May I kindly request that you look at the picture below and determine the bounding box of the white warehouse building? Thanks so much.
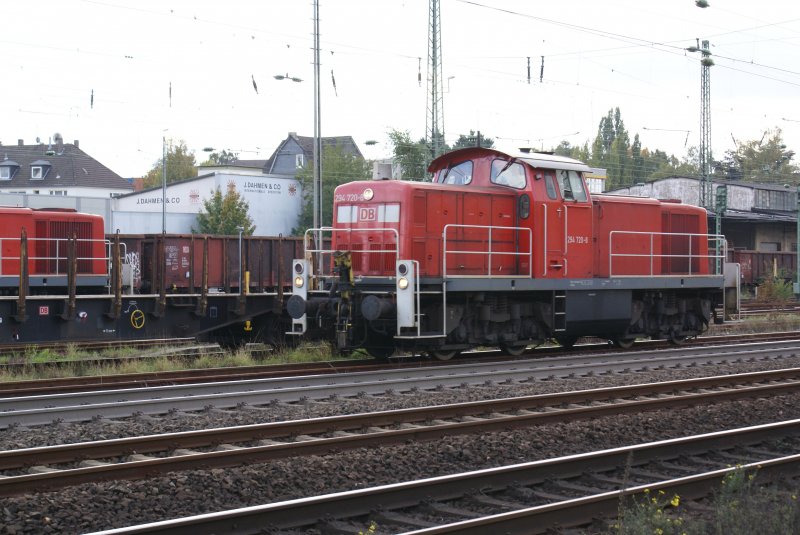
[113,166,302,236]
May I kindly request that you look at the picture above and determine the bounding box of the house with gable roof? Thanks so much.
[0,137,132,198]
[259,132,363,177]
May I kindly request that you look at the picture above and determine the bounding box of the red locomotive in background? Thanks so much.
[0,206,300,346]
[0,206,301,296]
[0,207,107,294]
[289,147,731,358]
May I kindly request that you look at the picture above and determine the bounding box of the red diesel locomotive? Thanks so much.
[0,207,107,294]
[288,147,728,358]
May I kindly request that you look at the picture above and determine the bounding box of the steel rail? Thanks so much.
[3,367,800,496]
[3,338,800,428]
[84,420,800,534]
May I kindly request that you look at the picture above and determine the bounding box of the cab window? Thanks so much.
[556,170,587,202]
[437,160,473,185]
[490,160,526,189]
[544,170,557,200]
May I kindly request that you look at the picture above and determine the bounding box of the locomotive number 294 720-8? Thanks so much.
[567,235,590,245]
[334,193,364,202]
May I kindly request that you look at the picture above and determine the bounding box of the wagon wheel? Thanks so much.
[429,349,459,361]
[611,336,636,349]
[365,345,395,359]
[554,335,578,349]
[668,330,688,346]
[500,343,528,357]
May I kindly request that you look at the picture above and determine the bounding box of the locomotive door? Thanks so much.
[539,170,565,277]
[555,169,593,278]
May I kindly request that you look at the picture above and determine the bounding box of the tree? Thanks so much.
[716,128,798,184]
[294,142,371,232]
[552,140,590,162]
[142,139,198,188]
[201,149,239,166]
[194,183,255,235]
[452,130,495,150]
[388,129,430,181]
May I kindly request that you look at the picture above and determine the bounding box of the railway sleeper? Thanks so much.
[78,459,111,468]
[464,492,523,509]
[553,479,608,495]
[28,465,60,474]
[420,501,484,519]
[213,443,243,451]
[371,510,436,529]
[171,449,200,456]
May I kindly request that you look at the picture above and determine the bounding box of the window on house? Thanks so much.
[295,154,305,168]
[31,166,43,179]
[0,167,10,180]
[49,190,66,196]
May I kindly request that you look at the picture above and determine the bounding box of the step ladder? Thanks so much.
[553,290,567,333]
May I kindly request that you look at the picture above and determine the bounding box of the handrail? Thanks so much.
[442,223,532,278]
[303,226,399,277]
[609,231,726,277]
[0,236,110,277]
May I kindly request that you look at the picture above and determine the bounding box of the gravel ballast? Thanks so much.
[2,356,800,534]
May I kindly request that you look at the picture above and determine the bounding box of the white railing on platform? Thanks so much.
[303,227,399,278]
[0,237,111,277]
[608,231,726,277]
[442,224,532,278]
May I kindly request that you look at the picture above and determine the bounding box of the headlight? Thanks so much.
[294,276,305,288]
[398,277,409,290]
[363,188,374,201]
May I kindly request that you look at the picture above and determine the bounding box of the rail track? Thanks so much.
[738,301,800,317]
[3,367,800,497]
[1,331,798,399]
[86,420,800,534]
[4,337,800,429]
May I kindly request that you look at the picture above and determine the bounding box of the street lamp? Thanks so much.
[237,226,245,295]
[274,73,303,83]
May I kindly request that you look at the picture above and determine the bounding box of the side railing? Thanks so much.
[608,231,726,277]
[0,236,111,279]
[442,224,532,278]
[303,227,399,280]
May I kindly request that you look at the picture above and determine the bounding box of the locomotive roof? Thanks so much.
[429,147,592,173]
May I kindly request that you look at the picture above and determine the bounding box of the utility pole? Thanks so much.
[698,39,713,210]
[313,0,323,272]
[425,0,445,159]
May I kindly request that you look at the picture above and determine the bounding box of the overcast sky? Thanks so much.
[2,0,800,177]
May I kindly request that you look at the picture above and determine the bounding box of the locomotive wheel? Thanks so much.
[555,335,578,349]
[500,343,528,356]
[430,349,458,361]
[611,336,636,349]
[364,331,395,359]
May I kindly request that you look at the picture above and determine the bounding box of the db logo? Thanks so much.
[39,306,49,316]
[359,207,377,221]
